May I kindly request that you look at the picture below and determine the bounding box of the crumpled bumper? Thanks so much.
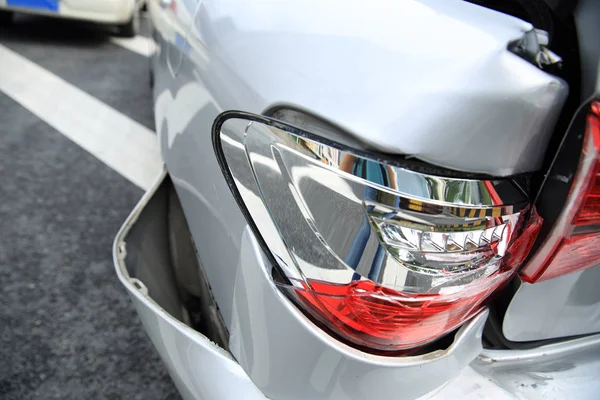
[113,169,600,400]
[113,169,267,400]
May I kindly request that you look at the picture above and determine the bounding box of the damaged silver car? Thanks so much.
[114,0,600,398]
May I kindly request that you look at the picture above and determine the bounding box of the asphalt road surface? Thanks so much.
[0,13,180,400]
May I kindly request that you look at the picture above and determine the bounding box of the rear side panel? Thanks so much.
[503,0,600,342]
[504,267,600,341]
[430,336,600,400]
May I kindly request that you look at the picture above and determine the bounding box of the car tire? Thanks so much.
[116,10,139,38]
[0,10,14,26]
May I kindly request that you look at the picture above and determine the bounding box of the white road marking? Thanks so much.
[0,45,161,190]
[110,35,157,58]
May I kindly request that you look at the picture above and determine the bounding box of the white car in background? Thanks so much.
[0,0,144,37]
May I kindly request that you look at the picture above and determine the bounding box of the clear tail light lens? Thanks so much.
[520,101,600,283]
[215,115,541,352]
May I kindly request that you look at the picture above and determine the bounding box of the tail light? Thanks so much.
[215,114,542,352]
[520,102,600,283]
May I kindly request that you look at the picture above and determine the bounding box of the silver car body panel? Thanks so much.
[114,171,600,399]
[469,334,600,400]
[503,269,600,341]
[153,0,567,177]
[433,341,600,400]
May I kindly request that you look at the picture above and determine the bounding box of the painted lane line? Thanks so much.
[0,44,161,190]
[110,35,157,58]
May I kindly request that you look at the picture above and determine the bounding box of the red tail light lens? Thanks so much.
[520,102,600,283]
[294,280,492,351]
[286,210,542,351]
[534,234,600,281]
[573,107,600,225]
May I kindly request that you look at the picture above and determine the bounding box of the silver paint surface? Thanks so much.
[504,269,600,341]
[467,333,600,399]
[158,0,566,176]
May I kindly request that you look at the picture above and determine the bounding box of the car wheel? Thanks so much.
[0,10,14,26]
[116,9,139,38]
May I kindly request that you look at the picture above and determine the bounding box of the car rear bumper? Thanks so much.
[114,169,600,400]
[113,170,267,400]
[0,0,136,23]
[467,335,600,400]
